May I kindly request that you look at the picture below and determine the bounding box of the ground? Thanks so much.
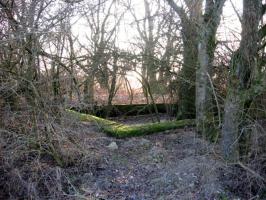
[68,115,236,200]
[1,114,241,200]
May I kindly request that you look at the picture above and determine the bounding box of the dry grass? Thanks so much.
[0,106,101,199]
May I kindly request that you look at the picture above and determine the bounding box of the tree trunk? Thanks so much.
[22,34,39,106]
[83,71,95,105]
[178,22,198,119]
[107,52,119,106]
[196,0,225,136]
[196,29,216,135]
[68,28,75,102]
[221,0,261,162]
[221,83,241,161]
[166,0,202,119]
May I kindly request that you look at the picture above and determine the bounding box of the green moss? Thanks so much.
[67,109,195,138]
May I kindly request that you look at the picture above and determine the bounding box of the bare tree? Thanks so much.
[81,0,123,106]
[130,0,167,93]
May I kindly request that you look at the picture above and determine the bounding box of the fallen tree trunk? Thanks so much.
[67,110,195,138]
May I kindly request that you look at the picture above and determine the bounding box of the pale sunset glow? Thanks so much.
[71,0,243,90]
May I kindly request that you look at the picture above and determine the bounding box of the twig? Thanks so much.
[229,0,242,23]
[207,72,221,128]
[238,161,266,183]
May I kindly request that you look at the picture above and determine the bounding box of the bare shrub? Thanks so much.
[0,101,101,199]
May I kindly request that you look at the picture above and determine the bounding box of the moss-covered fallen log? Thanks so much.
[67,110,195,138]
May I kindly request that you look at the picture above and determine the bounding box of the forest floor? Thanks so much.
[1,113,242,200]
[70,114,238,200]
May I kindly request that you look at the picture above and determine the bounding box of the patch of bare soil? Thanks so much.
[71,117,237,200]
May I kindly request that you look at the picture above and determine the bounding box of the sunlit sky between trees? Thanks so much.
[70,0,242,89]
[72,0,242,48]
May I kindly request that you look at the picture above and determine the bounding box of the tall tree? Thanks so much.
[130,0,166,96]
[82,0,122,105]
[196,0,226,136]
[221,0,262,162]
[166,0,226,125]
[166,0,202,119]
[0,0,69,107]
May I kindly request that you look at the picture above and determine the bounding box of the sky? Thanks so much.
[123,0,242,49]
[72,0,242,47]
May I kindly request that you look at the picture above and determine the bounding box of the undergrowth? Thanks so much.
[0,107,98,199]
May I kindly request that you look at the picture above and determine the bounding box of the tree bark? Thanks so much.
[166,0,204,119]
[196,0,225,135]
[178,19,198,119]
[83,70,95,105]
[107,51,119,106]
[221,0,261,162]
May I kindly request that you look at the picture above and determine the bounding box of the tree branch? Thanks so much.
[165,0,188,23]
